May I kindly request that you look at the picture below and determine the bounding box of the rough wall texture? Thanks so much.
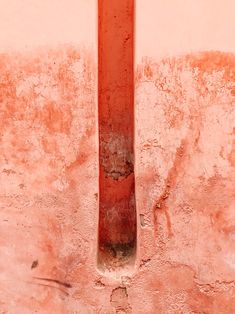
[1,47,234,314]
[0,47,99,313]
[0,1,235,313]
[134,51,235,313]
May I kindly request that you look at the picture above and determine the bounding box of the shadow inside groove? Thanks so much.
[97,0,136,274]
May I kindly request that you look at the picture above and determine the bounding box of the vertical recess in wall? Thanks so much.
[98,0,136,273]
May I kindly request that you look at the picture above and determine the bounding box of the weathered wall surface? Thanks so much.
[0,1,99,313]
[0,46,99,313]
[0,1,234,313]
[134,51,235,313]
[133,1,235,312]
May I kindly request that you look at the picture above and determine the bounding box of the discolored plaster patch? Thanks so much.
[0,45,97,313]
[110,287,132,314]
[134,50,235,312]
[1,43,235,313]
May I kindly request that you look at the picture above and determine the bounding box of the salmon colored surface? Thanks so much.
[0,0,235,313]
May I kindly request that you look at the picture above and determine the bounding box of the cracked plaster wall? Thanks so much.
[0,0,235,313]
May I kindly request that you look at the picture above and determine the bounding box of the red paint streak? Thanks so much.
[138,51,235,244]
[188,51,235,77]
[98,0,136,268]
[153,141,186,238]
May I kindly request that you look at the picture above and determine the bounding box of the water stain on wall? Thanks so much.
[0,45,97,313]
[0,47,235,312]
[134,50,235,313]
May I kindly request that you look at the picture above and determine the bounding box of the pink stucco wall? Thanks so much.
[134,1,235,312]
[0,1,234,313]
